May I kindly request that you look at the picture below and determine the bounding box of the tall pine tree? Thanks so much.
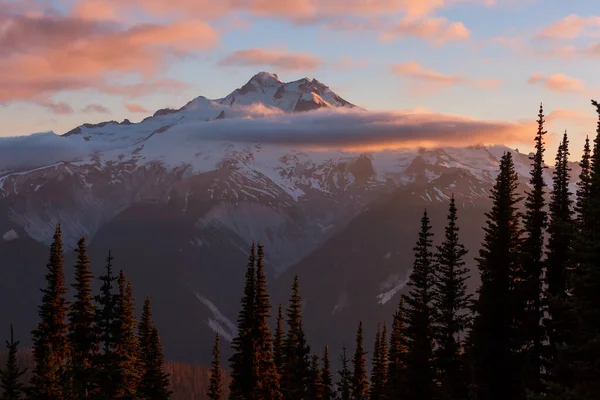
[282,275,311,400]
[575,136,592,228]
[321,346,334,400]
[369,323,387,400]
[113,272,140,398]
[402,210,437,400]
[471,152,523,400]
[273,303,284,377]
[385,299,408,399]
[308,354,323,400]
[252,245,281,400]
[66,236,98,399]
[543,132,575,382]
[351,321,368,400]
[93,250,119,398]
[556,99,600,399]
[228,244,256,400]
[208,333,223,400]
[0,325,27,400]
[138,298,171,399]
[518,103,548,395]
[337,346,351,400]
[433,196,472,400]
[30,223,70,400]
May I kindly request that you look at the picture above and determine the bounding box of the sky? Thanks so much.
[2,0,600,158]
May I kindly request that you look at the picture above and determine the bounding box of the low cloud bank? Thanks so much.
[0,108,534,171]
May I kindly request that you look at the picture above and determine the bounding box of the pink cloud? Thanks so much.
[37,101,74,115]
[332,56,368,70]
[125,103,148,113]
[380,16,470,44]
[527,73,587,93]
[0,11,217,104]
[547,108,596,127]
[536,14,600,40]
[82,104,111,113]
[391,61,501,94]
[219,48,323,72]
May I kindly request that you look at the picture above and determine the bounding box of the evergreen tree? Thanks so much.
[433,196,472,400]
[113,271,140,398]
[273,303,284,377]
[208,333,223,400]
[402,210,437,400]
[575,136,592,228]
[228,244,256,400]
[93,250,119,398]
[518,103,548,395]
[369,323,387,400]
[321,346,334,400]
[337,346,351,400]
[0,325,27,400]
[138,298,171,400]
[252,245,281,400]
[385,299,408,399]
[282,275,311,400]
[351,321,368,400]
[556,99,600,398]
[30,223,70,400]
[66,236,98,398]
[308,354,323,400]
[471,152,523,400]
[543,132,575,381]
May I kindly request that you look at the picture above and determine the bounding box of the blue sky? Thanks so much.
[2,0,599,157]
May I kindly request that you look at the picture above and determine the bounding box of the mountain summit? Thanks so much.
[217,71,359,112]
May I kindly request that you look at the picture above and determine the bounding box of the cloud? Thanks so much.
[37,101,74,115]
[0,11,218,104]
[81,0,494,21]
[219,48,323,72]
[332,56,368,70]
[527,73,587,93]
[0,107,533,171]
[82,104,111,113]
[125,103,148,113]
[547,108,596,127]
[391,61,500,93]
[380,16,470,44]
[536,14,600,40]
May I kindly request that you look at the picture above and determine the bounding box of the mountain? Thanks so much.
[0,72,564,365]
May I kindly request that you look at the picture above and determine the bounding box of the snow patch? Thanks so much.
[195,294,237,342]
[2,229,18,241]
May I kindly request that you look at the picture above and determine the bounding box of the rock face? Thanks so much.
[0,72,573,366]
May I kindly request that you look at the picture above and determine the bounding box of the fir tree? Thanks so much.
[385,299,408,399]
[433,196,472,400]
[402,210,437,400]
[337,346,351,400]
[471,152,524,400]
[282,275,311,400]
[113,271,140,399]
[273,303,284,377]
[575,136,592,228]
[369,323,387,400]
[138,298,172,399]
[351,321,368,400]
[556,99,600,398]
[0,325,27,400]
[228,244,256,400]
[308,354,324,400]
[252,245,281,400]
[93,250,119,398]
[208,333,223,400]
[30,222,70,400]
[66,236,98,398]
[139,327,171,400]
[321,346,334,400]
[518,103,548,395]
[543,132,575,382]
